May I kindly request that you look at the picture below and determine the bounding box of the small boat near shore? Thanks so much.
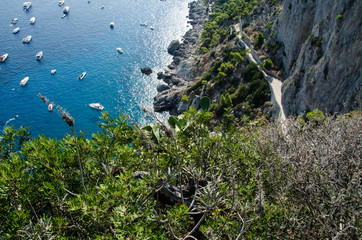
[48,103,54,112]
[0,53,9,63]
[23,2,32,11]
[78,72,86,80]
[117,48,123,54]
[13,27,20,34]
[89,103,104,110]
[36,51,43,61]
[51,69,56,75]
[140,23,147,26]
[58,0,65,6]
[110,22,115,28]
[29,17,35,24]
[22,35,32,43]
[11,18,18,24]
[20,77,29,86]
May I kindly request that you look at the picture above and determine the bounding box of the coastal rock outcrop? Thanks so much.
[153,0,208,114]
[274,0,362,115]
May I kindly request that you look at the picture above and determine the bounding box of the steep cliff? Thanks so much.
[274,0,361,115]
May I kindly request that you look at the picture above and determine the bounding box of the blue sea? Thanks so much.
[0,0,192,139]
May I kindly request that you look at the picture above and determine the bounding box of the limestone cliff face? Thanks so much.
[274,0,361,115]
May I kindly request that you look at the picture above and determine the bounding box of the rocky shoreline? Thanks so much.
[153,0,208,115]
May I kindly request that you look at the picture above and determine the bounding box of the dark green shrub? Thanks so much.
[242,62,263,83]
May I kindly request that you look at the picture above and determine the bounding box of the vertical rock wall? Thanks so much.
[274,0,361,115]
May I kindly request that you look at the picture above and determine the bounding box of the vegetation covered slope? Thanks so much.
[0,108,360,239]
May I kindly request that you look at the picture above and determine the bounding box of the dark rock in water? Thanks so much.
[167,40,181,55]
[141,67,152,75]
[157,72,164,79]
[163,72,172,79]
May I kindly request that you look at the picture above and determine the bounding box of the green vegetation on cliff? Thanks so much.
[0,109,360,239]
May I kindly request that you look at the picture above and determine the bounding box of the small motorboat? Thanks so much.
[51,69,56,75]
[140,23,147,26]
[63,6,70,14]
[22,35,32,43]
[117,48,123,54]
[58,0,64,6]
[89,103,104,110]
[20,76,29,86]
[36,51,43,61]
[150,26,155,30]
[29,17,35,24]
[11,18,18,24]
[0,53,9,63]
[61,14,66,18]
[78,72,86,80]
[48,103,54,112]
[101,5,104,9]
[23,2,32,11]
[13,27,20,34]
[110,22,115,28]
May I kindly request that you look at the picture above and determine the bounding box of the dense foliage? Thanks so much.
[0,109,360,239]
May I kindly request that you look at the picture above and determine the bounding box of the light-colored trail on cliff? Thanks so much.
[234,23,286,122]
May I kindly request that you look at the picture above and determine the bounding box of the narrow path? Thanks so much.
[234,23,286,121]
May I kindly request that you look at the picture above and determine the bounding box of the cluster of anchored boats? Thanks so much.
[1,1,106,111]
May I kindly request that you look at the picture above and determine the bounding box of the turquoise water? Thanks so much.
[0,0,192,139]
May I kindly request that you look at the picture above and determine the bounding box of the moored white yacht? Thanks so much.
[63,6,69,14]
[78,72,86,80]
[89,103,104,110]
[13,27,20,34]
[29,17,36,24]
[20,77,29,86]
[22,35,32,43]
[0,53,9,63]
[51,69,56,75]
[11,18,18,24]
[36,51,43,61]
[110,22,115,28]
[23,2,32,11]
[58,0,65,6]
[48,103,54,112]
[117,48,123,54]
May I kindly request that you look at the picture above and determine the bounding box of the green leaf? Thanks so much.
[200,96,210,111]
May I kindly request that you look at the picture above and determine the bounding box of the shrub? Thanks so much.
[337,14,343,20]
[253,32,266,48]
[263,58,274,70]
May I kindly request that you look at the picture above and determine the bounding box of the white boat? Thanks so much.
[150,26,155,30]
[58,0,64,6]
[89,103,104,110]
[101,5,104,9]
[140,23,147,26]
[48,103,54,112]
[29,17,35,24]
[63,6,69,14]
[23,2,32,11]
[36,51,43,61]
[61,14,66,19]
[13,27,20,34]
[51,69,56,75]
[22,35,32,43]
[20,77,29,86]
[117,48,123,54]
[11,18,18,24]
[0,53,9,63]
[78,72,86,80]
[110,22,115,28]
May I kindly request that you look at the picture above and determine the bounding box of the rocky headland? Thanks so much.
[153,0,208,115]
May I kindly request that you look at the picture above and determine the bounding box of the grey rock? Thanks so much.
[191,95,200,109]
[177,101,190,114]
[157,72,164,79]
[141,67,152,75]
[167,40,181,55]
[157,82,170,92]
